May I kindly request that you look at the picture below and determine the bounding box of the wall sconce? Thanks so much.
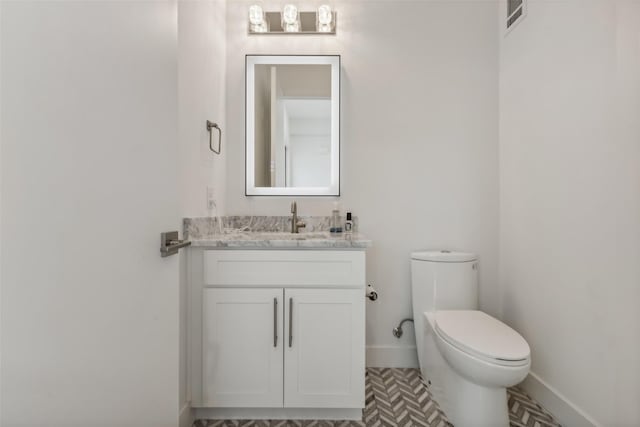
[248,4,337,35]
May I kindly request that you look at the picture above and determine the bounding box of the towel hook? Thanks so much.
[206,120,221,154]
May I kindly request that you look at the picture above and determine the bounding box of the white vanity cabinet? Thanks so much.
[190,249,366,420]
[202,288,283,407]
[283,288,364,408]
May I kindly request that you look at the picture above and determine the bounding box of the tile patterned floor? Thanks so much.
[194,368,561,427]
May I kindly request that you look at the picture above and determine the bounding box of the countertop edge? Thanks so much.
[189,239,372,249]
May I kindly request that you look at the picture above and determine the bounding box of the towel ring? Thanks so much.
[206,120,221,154]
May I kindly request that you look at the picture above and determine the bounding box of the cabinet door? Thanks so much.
[284,288,365,408]
[203,288,283,407]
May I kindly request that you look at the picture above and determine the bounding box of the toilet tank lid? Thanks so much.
[411,251,477,262]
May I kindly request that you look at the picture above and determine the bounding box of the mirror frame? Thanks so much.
[245,55,340,196]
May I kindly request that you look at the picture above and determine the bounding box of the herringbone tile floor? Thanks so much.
[194,368,561,427]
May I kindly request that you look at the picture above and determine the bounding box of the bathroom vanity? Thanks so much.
[187,225,371,420]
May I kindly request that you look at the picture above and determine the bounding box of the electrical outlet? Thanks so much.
[207,187,216,211]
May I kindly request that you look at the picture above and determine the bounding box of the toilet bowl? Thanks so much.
[426,311,530,427]
[435,311,530,385]
[411,251,531,427]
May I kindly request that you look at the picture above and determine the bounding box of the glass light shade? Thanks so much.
[249,5,268,32]
[318,5,332,25]
[282,4,298,25]
[249,5,264,25]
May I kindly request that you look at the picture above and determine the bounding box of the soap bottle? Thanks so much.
[344,212,354,236]
[330,202,342,234]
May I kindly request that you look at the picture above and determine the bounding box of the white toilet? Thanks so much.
[411,251,531,427]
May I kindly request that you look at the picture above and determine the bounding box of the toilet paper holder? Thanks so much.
[366,284,378,301]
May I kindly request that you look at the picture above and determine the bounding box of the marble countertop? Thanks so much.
[190,231,372,249]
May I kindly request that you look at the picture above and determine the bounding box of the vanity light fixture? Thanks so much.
[247,4,336,35]
[282,4,300,32]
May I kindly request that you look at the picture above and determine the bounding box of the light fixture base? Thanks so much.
[248,11,336,35]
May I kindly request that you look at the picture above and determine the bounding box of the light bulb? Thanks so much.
[318,5,332,25]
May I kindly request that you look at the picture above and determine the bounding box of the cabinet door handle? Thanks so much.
[289,297,293,348]
[273,297,278,348]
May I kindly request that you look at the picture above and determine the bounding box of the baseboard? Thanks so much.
[366,345,418,368]
[520,372,602,427]
[179,402,193,427]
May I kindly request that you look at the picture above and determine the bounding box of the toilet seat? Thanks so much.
[434,310,530,367]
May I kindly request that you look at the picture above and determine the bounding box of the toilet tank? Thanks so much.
[410,251,479,315]
[411,251,478,377]
[410,251,479,374]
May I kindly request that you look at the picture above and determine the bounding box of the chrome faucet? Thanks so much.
[290,201,306,233]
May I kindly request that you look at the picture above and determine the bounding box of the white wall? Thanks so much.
[179,0,227,218]
[178,1,227,424]
[225,0,499,365]
[1,2,182,426]
[499,1,640,426]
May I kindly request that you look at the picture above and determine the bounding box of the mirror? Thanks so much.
[246,55,340,196]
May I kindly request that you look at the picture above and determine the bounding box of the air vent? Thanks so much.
[507,0,525,30]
